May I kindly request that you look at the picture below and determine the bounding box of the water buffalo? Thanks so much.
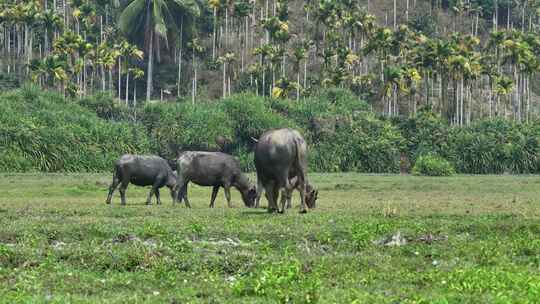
[254,128,317,213]
[106,154,177,205]
[174,151,257,208]
[254,176,318,210]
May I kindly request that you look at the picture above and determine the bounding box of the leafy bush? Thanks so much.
[79,93,132,120]
[3,87,540,174]
[412,154,456,176]
[221,94,298,144]
[0,87,150,172]
[139,102,235,158]
[449,119,540,174]
[311,112,404,173]
[396,107,451,165]
[268,88,369,142]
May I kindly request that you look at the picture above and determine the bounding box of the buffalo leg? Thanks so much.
[271,184,280,213]
[106,175,120,204]
[281,189,293,210]
[119,181,129,205]
[174,175,185,204]
[155,188,161,205]
[209,186,220,208]
[279,177,294,214]
[265,183,278,213]
[181,183,191,208]
[146,181,161,205]
[298,180,307,214]
[254,179,264,208]
[286,194,292,209]
[224,185,233,208]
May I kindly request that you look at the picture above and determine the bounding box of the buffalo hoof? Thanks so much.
[267,208,277,214]
[105,201,111,205]
[278,210,285,214]
[299,209,307,214]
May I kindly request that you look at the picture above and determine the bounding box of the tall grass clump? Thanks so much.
[310,112,404,172]
[221,94,299,144]
[449,119,540,174]
[412,154,455,176]
[140,102,235,158]
[0,87,150,172]
[396,107,451,165]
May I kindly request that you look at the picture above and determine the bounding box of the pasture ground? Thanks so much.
[0,173,539,303]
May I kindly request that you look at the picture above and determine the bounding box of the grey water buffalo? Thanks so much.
[254,128,317,213]
[106,154,177,205]
[174,151,257,208]
[254,175,318,210]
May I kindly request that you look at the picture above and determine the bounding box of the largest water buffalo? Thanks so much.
[254,128,317,213]
[106,154,177,205]
[174,151,257,208]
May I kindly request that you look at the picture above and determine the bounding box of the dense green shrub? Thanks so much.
[412,154,455,176]
[449,120,540,174]
[396,107,451,164]
[221,94,298,144]
[268,88,369,142]
[139,102,235,158]
[78,93,132,120]
[2,87,540,174]
[310,112,404,173]
[0,87,150,172]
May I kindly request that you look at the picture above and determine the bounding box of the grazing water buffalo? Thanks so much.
[106,154,177,205]
[254,176,318,210]
[254,128,317,213]
[174,151,257,208]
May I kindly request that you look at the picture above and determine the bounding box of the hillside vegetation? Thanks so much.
[1,0,540,124]
[1,87,539,174]
[0,87,149,171]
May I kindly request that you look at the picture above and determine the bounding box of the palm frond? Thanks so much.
[118,0,146,36]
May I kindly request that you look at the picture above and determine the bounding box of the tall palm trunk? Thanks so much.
[222,61,227,98]
[212,7,217,60]
[118,57,122,100]
[146,30,154,102]
[177,18,183,97]
[125,70,130,106]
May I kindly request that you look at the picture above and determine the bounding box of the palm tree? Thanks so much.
[291,40,310,100]
[187,37,204,103]
[40,9,64,56]
[208,0,220,60]
[119,0,200,102]
[217,52,235,98]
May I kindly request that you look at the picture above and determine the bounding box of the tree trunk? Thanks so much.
[223,61,227,98]
[393,0,397,29]
[125,70,130,106]
[177,18,183,97]
[507,4,510,30]
[134,82,137,110]
[513,65,519,122]
[212,7,217,60]
[118,57,122,100]
[406,0,409,22]
[146,30,154,102]
[297,69,300,101]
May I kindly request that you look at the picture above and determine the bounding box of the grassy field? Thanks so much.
[0,173,539,303]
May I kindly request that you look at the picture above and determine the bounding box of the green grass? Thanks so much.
[0,173,539,303]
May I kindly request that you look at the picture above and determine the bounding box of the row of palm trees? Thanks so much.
[0,0,539,124]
